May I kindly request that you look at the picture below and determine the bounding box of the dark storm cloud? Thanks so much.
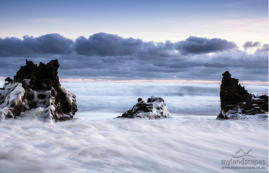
[175,36,237,54]
[243,41,260,50]
[74,33,176,57]
[74,34,234,57]
[0,33,267,81]
[0,33,237,57]
[74,33,143,56]
[0,34,73,56]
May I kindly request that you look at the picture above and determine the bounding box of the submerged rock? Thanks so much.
[118,96,170,119]
[0,59,77,121]
[217,71,268,119]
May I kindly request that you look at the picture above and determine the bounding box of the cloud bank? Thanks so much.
[75,33,143,56]
[0,34,73,56]
[176,36,237,54]
[0,33,237,57]
[0,33,267,81]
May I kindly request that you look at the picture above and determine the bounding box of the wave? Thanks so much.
[61,82,267,116]
[0,117,267,173]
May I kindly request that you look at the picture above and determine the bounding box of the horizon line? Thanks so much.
[59,78,269,85]
[0,76,268,85]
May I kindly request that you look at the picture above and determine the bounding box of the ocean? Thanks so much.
[61,82,268,119]
[0,81,268,173]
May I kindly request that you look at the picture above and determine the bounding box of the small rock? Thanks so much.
[118,96,170,119]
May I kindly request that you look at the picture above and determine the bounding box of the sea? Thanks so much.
[0,81,268,173]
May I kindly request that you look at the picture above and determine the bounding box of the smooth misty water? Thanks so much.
[0,81,268,173]
[61,82,268,119]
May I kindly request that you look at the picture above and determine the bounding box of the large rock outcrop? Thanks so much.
[118,96,170,119]
[217,71,268,119]
[0,59,77,121]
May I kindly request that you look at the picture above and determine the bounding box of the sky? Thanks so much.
[0,0,268,81]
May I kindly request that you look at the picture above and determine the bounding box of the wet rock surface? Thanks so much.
[0,59,77,121]
[217,71,268,119]
[118,96,170,119]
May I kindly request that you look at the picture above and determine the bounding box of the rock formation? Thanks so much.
[0,59,77,121]
[118,96,170,119]
[217,71,268,119]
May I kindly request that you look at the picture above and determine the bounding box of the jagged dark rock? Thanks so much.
[217,71,268,119]
[118,96,170,119]
[0,59,77,121]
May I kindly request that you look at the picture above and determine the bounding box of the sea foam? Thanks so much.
[0,116,267,173]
